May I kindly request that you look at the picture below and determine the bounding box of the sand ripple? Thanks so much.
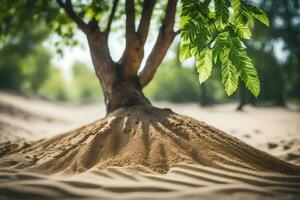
[1,164,299,200]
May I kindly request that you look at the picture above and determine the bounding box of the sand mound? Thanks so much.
[1,105,299,175]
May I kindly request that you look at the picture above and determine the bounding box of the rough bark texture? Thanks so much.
[105,78,151,113]
[86,30,151,113]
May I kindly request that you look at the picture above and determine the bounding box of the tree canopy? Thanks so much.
[0,0,268,97]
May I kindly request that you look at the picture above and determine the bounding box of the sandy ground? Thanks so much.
[0,91,300,199]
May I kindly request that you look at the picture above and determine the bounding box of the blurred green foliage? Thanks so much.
[0,22,52,93]
[144,57,227,104]
[38,68,69,101]
[70,61,102,102]
[144,60,200,103]
[0,18,102,102]
[38,62,103,102]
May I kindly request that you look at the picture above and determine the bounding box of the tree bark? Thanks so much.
[105,78,151,113]
[86,30,151,114]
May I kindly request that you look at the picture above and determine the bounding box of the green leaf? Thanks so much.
[212,32,229,63]
[244,3,269,27]
[235,24,252,39]
[179,15,190,28]
[230,1,269,27]
[239,53,260,97]
[196,48,212,83]
[179,39,192,62]
[230,37,260,97]
[178,0,263,97]
[221,57,239,96]
[193,23,212,52]
[230,0,241,13]
[215,0,229,29]
[208,12,216,19]
[230,0,242,22]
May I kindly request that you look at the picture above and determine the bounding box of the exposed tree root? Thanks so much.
[0,105,299,175]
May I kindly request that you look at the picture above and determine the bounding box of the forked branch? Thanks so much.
[139,0,178,87]
[120,0,156,79]
[56,0,89,33]
[137,0,156,42]
[125,0,136,39]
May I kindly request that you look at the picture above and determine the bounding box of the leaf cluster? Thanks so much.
[179,0,269,97]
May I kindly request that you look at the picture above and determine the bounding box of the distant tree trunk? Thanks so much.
[199,83,212,107]
[237,83,247,111]
[274,66,286,107]
[237,83,255,111]
[274,79,286,107]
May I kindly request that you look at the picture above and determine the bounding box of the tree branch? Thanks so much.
[56,0,89,33]
[86,32,117,98]
[125,0,136,38]
[137,0,156,42]
[174,29,181,35]
[105,0,119,37]
[163,0,177,31]
[139,0,178,87]
[118,0,138,79]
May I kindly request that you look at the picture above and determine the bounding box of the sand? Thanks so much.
[0,91,300,200]
[2,164,300,200]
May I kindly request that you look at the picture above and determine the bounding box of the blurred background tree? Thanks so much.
[0,22,52,93]
[70,61,102,102]
[0,16,101,102]
[38,67,69,101]
[144,58,200,103]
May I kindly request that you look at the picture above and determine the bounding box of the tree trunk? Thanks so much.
[86,31,150,114]
[274,67,286,107]
[105,77,151,113]
[237,82,248,111]
[199,83,211,107]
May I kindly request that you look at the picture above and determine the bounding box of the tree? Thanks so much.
[1,0,300,175]
[0,22,52,93]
